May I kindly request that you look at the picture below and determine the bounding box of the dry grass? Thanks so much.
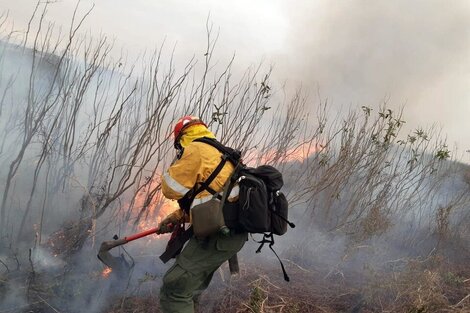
[1,242,468,313]
[206,256,470,313]
[102,254,470,313]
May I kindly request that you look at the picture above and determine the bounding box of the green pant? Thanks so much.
[160,232,247,313]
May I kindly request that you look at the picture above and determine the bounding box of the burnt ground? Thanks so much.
[1,221,469,313]
[106,256,470,313]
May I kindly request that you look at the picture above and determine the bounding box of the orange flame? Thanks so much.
[245,141,319,165]
[136,198,179,232]
[126,173,181,233]
[101,267,112,278]
[282,143,318,163]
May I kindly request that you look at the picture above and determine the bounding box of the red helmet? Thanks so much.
[173,116,206,140]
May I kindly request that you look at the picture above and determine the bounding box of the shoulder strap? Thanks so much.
[178,138,237,213]
[193,153,228,196]
[219,162,244,205]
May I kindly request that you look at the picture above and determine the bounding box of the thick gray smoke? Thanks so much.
[278,0,470,149]
[0,39,173,312]
[0,0,470,149]
[1,0,468,149]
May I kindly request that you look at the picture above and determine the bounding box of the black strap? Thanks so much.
[192,153,228,197]
[193,137,244,198]
[178,138,233,213]
[269,208,296,228]
[254,233,290,282]
[159,226,193,263]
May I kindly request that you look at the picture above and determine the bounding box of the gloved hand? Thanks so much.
[156,222,175,234]
[156,211,180,234]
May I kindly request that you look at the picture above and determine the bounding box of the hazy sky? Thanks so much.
[1,0,469,156]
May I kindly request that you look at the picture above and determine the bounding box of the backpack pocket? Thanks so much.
[270,191,288,235]
[222,200,239,229]
[238,174,271,233]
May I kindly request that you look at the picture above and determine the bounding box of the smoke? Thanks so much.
[0,226,173,312]
[1,0,468,148]
[0,37,171,311]
[278,0,470,149]
[0,281,28,312]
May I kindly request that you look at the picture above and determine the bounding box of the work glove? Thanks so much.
[156,211,181,234]
[156,223,174,234]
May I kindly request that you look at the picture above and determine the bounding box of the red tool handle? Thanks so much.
[123,223,174,242]
[124,227,159,242]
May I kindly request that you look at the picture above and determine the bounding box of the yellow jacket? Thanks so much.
[161,125,239,223]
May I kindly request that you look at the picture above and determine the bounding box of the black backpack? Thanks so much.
[224,165,293,235]
[192,137,296,281]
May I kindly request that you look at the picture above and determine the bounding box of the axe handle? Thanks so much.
[125,227,159,242]
[99,226,164,254]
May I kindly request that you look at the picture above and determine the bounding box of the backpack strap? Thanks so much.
[193,153,228,197]
[178,138,238,213]
[191,137,242,197]
[254,233,290,282]
[269,207,296,228]
[219,162,243,206]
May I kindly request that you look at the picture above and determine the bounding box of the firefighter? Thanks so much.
[158,116,247,313]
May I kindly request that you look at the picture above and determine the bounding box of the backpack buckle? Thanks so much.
[237,176,246,183]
